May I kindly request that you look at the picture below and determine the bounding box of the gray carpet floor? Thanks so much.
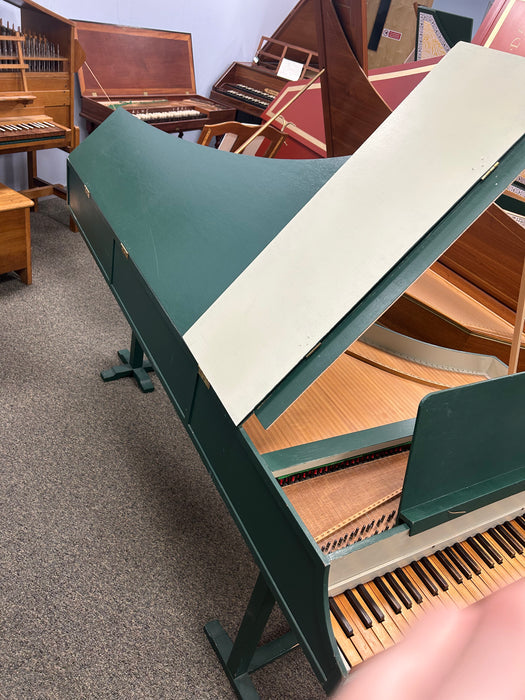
[0,198,326,699]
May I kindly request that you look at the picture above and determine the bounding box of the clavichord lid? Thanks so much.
[74,20,196,98]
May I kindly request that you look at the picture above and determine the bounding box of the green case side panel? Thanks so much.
[255,135,525,428]
[400,372,525,534]
[69,162,199,420]
[68,166,114,282]
[263,419,414,474]
[67,109,347,336]
[187,378,344,689]
[111,245,198,419]
[69,149,344,686]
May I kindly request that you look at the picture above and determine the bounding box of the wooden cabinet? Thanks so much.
[0,184,33,284]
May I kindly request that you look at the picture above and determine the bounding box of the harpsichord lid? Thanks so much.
[68,42,525,427]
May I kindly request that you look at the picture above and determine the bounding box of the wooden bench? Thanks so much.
[0,183,33,284]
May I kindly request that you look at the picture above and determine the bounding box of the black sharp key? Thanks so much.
[436,550,463,584]
[385,572,412,609]
[516,515,525,532]
[467,536,495,568]
[498,524,524,553]
[357,583,385,623]
[421,556,449,591]
[374,576,402,614]
[329,597,353,638]
[453,542,481,575]
[505,521,525,547]
[475,533,503,565]
[345,589,373,629]
[446,546,473,579]
[488,527,515,558]
[411,560,439,596]
[394,567,423,604]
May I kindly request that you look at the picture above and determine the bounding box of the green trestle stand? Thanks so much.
[205,573,299,699]
[100,331,154,392]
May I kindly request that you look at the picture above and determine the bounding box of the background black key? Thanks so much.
[467,537,495,568]
[421,556,449,591]
[488,527,515,558]
[411,560,438,596]
[345,589,373,629]
[329,597,354,638]
[498,524,523,553]
[394,568,423,604]
[454,542,481,575]
[476,533,503,564]
[436,550,463,584]
[505,521,525,547]
[374,576,402,615]
[446,546,473,579]
[357,583,385,623]
[385,572,412,609]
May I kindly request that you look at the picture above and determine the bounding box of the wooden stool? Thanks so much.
[0,183,33,284]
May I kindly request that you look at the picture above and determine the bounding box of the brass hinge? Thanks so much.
[305,341,321,359]
[83,184,90,198]
[198,367,210,389]
[120,242,129,259]
[481,161,499,181]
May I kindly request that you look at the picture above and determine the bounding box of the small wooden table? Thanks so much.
[0,183,33,284]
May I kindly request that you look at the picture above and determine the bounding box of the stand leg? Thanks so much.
[27,152,38,211]
[100,331,155,392]
[205,573,298,699]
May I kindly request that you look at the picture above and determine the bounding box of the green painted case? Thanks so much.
[67,54,525,691]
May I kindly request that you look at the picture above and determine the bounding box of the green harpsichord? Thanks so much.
[68,41,525,699]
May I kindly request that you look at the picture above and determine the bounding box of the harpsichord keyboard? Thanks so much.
[330,516,525,667]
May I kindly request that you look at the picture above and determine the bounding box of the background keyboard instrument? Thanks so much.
[74,20,234,136]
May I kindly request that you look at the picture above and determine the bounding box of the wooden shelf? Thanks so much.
[0,92,36,103]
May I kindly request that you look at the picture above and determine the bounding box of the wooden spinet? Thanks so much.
[210,0,320,120]
[0,0,84,200]
[74,20,235,136]
[67,43,525,698]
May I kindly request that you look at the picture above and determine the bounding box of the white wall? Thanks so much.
[0,0,297,189]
